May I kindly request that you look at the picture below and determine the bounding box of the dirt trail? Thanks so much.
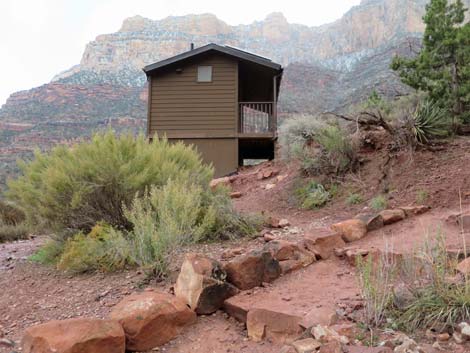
[3,139,470,352]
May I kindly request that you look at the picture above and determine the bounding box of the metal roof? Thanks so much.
[143,43,282,74]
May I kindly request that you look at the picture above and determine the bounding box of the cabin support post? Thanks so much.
[272,75,278,135]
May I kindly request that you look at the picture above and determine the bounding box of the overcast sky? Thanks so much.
[0,0,360,106]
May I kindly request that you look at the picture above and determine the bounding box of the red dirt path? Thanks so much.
[3,137,470,353]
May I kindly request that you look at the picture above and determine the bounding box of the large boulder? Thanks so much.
[355,213,384,232]
[247,308,303,343]
[303,233,346,260]
[224,250,281,290]
[379,209,406,225]
[264,240,316,273]
[175,253,238,314]
[331,219,367,242]
[109,291,196,351]
[22,318,125,353]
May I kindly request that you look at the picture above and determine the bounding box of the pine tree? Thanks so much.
[391,0,470,121]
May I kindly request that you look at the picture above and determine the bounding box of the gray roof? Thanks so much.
[143,43,282,74]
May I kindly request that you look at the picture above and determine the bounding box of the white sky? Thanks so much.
[0,0,361,106]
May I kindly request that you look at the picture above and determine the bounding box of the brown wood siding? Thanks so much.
[169,138,238,177]
[149,55,238,138]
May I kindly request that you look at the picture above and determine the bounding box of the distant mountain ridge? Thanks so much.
[52,0,431,85]
[1,0,469,189]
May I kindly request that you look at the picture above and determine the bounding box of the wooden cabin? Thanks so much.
[143,43,283,177]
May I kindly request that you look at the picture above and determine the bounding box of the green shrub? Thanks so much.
[356,248,397,327]
[57,223,131,274]
[295,180,331,209]
[393,235,470,331]
[0,223,29,243]
[51,180,260,276]
[347,193,363,205]
[356,233,470,331]
[7,131,213,234]
[279,115,357,176]
[29,239,64,264]
[15,131,260,276]
[124,180,261,276]
[0,199,29,242]
[416,189,429,204]
[408,99,451,144]
[0,199,25,226]
[369,195,387,211]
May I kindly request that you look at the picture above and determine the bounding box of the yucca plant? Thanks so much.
[295,180,331,209]
[411,99,450,144]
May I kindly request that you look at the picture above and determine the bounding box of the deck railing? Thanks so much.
[239,102,276,134]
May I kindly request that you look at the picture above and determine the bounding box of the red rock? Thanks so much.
[223,298,249,322]
[437,333,450,341]
[109,291,196,351]
[279,259,305,274]
[292,338,321,352]
[247,308,304,343]
[329,323,358,339]
[230,191,243,199]
[300,307,338,329]
[344,248,372,265]
[331,219,367,242]
[303,233,346,260]
[224,250,281,290]
[355,213,384,231]
[263,232,276,242]
[268,216,282,228]
[209,177,231,189]
[22,318,125,353]
[264,240,316,274]
[379,209,406,225]
[319,341,343,353]
[346,347,393,353]
[268,216,290,228]
[221,247,244,260]
[264,240,304,261]
[257,168,279,180]
[175,253,238,315]
[399,205,430,217]
[458,214,470,232]
[457,257,470,275]
[279,345,297,353]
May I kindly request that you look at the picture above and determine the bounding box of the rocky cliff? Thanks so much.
[52,0,432,85]
[1,0,469,189]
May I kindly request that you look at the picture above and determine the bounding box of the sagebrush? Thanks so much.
[295,180,331,209]
[7,131,213,234]
[51,182,260,276]
[0,199,29,242]
[19,132,261,275]
[347,193,363,205]
[279,115,358,176]
[369,195,387,211]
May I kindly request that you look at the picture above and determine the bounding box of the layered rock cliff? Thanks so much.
[1,0,469,189]
[52,0,433,85]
